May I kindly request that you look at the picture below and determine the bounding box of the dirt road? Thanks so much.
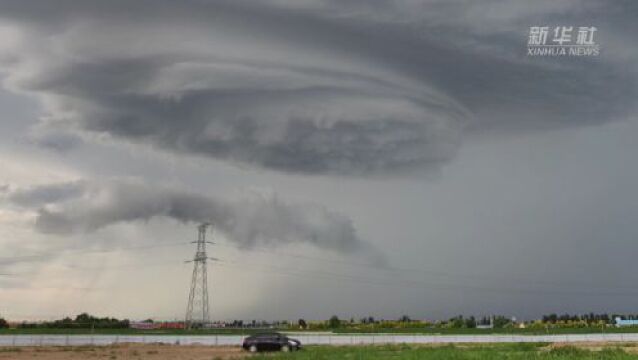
[0,343,248,360]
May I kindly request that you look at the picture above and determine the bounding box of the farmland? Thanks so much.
[4,343,638,360]
[258,344,638,360]
[0,344,244,360]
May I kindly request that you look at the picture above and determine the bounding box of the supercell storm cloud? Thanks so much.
[0,0,469,175]
[0,0,637,321]
[0,0,634,176]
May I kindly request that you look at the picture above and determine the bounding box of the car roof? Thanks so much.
[252,332,282,337]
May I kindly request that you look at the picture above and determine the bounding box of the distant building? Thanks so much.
[615,317,638,327]
[476,316,494,329]
[130,321,185,330]
[130,322,160,330]
[160,322,185,330]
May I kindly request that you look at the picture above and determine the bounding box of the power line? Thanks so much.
[212,242,638,291]
[1,239,631,290]
[73,258,638,297]
[0,241,192,265]
[211,260,638,297]
[4,240,638,296]
[8,255,638,297]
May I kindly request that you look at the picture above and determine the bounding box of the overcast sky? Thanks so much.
[0,0,637,322]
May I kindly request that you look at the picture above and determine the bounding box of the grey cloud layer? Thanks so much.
[2,179,375,257]
[0,0,635,175]
[0,0,467,175]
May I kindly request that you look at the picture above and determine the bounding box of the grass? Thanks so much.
[256,344,638,359]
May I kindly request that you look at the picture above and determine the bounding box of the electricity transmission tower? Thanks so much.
[185,223,216,329]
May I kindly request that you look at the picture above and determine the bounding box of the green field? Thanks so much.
[257,344,638,360]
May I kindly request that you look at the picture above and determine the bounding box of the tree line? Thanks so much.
[1,313,129,329]
[2,312,638,330]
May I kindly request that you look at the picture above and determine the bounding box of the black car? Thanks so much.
[242,332,301,352]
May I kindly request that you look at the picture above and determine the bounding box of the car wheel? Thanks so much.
[249,345,258,353]
[282,345,290,352]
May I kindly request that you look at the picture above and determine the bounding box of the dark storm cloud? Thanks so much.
[0,0,635,174]
[5,181,86,207]
[2,179,380,258]
[26,125,83,153]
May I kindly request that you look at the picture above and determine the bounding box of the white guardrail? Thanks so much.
[2,333,638,347]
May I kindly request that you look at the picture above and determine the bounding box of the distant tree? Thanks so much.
[399,315,411,323]
[465,316,476,328]
[449,316,464,329]
[75,313,92,324]
[34,313,128,329]
[492,316,511,328]
[0,318,8,328]
[298,319,307,330]
[328,315,341,329]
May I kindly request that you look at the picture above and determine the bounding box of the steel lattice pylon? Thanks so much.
[185,223,213,329]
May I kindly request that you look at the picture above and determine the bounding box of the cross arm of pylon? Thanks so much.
[184,257,219,263]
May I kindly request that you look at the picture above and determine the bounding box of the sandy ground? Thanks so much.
[0,344,249,360]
